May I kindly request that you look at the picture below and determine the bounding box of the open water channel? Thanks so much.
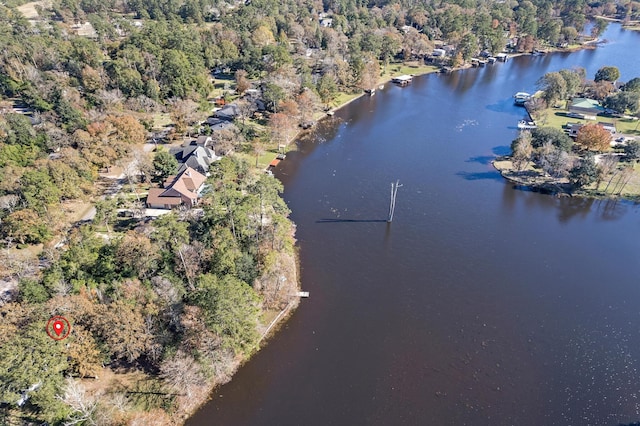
[188,24,640,425]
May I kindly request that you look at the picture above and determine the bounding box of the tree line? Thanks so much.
[1,157,298,423]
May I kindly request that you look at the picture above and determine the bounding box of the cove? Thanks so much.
[188,24,640,425]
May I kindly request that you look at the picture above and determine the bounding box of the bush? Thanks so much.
[532,127,573,152]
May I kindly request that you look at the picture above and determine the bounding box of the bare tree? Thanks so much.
[58,378,98,426]
[596,155,619,190]
[537,143,572,178]
[169,98,200,136]
[235,97,256,125]
[160,350,207,398]
[0,194,20,213]
[234,69,250,95]
[611,166,635,195]
[512,132,533,171]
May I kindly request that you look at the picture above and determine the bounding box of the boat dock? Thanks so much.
[392,75,413,86]
[514,92,531,106]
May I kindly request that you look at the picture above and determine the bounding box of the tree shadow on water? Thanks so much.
[492,145,511,156]
[456,170,504,181]
[316,218,388,223]
[465,155,495,165]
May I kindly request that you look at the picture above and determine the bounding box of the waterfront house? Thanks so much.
[569,98,604,117]
[567,122,616,138]
[146,167,207,209]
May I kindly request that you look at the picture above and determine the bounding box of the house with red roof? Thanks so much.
[146,166,207,209]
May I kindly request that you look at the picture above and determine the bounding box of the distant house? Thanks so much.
[205,117,236,133]
[213,104,240,121]
[569,98,605,117]
[320,18,333,27]
[72,22,98,39]
[146,167,207,209]
[432,48,446,57]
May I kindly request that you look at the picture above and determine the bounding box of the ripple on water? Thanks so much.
[559,322,640,424]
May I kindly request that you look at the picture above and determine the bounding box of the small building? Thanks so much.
[392,75,413,86]
[432,48,446,57]
[496,53,508,62]
[320,18,333,27]
[569,98,605,116]
[146,167,207,209]
[597,122,617,134]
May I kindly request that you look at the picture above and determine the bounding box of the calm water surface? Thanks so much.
[188,25,640,425]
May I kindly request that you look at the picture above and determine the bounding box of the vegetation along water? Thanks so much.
[188,23,640,426]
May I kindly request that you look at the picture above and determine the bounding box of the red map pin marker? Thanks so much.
[46,316,71,340]
[53,320,64,336]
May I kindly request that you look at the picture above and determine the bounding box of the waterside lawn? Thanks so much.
[533,102,640,136]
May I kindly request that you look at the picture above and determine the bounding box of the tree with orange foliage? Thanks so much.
[576,123,612,151]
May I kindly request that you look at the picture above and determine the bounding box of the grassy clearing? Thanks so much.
[152,113,172,130]
[382,62,440,79]
[16,0,50,19]
[534,105,640,136]
[209,74,236,99]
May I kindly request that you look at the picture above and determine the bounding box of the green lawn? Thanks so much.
[534,106,640,136]
[382,63,439,78]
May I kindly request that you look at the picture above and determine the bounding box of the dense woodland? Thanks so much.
[1,0,639,422]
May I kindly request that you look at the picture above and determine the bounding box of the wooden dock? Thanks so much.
[297,291,309,298]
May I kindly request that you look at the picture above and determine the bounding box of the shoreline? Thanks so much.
[492,157,640,202]
[198,36,620,422]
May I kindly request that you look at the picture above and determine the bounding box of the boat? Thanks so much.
[514,92,531,106]
[517,120,537,130]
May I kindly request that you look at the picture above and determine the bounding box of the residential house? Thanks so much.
[320,18,333,27]
[146,167,207,209]
[171,139,219,175]
[205,117,236,133]
[569,98,605,117]
[213,104,240,121]
[567,122,616,138]
[431,48,446,57]
[196,135,213,147]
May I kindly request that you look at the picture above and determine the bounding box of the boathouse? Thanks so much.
[392,75,413,86]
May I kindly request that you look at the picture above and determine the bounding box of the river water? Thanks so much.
[188,25,640,425]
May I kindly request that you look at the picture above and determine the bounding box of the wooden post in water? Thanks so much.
[387,180,402,222]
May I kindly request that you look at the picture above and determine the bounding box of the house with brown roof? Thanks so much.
[146,167,207,209]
